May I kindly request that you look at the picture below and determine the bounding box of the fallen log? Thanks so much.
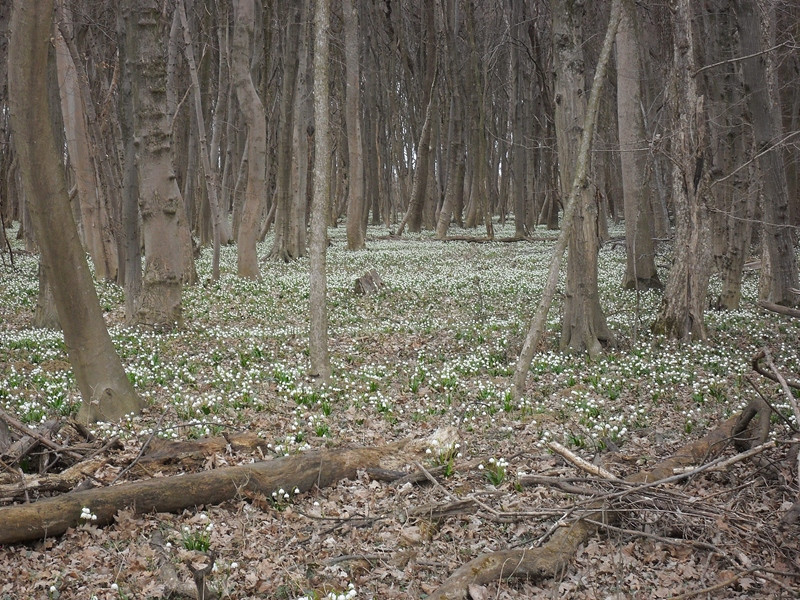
[0,434,438,545]
[428,413,743,599]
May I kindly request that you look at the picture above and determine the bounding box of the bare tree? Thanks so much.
[513,0,622,398]
[652,0,713,341]
[309,0,332,384]
[124,0,188,331]
[9,0,144,423]
[232,0,266,278]
[553,0,613,356]
[343,0,366,249]
[616,0,660,290]
[734,0,799,307]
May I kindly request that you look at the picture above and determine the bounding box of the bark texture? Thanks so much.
[553,0,613,357]
[126,1,186,330]
[309,0,332,383]
[232,0,266,278]
[616,0,660,291]
[9,0,144,423]
[652,0,712,341]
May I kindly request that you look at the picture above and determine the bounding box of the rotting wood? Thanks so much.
[354,269,384,295]
[757,300,800,319]
[0,429,459,545]
[0,457,107,502]
[427,412,745,599]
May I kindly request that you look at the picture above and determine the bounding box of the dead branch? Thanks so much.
[428,411,742,599]
[547,441,621,481]
[0,438,416,544]
[757,300,800,319]
[752,348,800,389]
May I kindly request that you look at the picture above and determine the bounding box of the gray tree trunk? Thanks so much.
[126,0,187,330]
[652,0,713,341]
[309,0,332,384]
[232,0,266,278]
[734,0,799,307]
[616,0,660,291]
[553,0,613,357]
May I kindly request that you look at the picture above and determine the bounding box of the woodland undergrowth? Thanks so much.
[0,222,798,599]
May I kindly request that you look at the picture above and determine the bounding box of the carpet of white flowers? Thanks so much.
[0,222,798,599]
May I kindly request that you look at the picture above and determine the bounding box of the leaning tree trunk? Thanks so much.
[9,0,144,423]
[734,0,799,307]
[616,0,660,291]
[232,0,266,279]
[512,0,622,399]
[652,0,712,341]
[553,0,613,358]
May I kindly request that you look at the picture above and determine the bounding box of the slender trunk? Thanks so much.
[652,0,713,341]
[734,0,799,306]
[309,0,331,383]
[344,0,366,250]
[178,0,226,280]
[616,0,660,290]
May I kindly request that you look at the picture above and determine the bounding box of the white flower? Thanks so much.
[110,583,119,591]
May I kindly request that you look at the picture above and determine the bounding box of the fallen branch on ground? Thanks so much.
[427,412,744,599]
[0,429,456,545]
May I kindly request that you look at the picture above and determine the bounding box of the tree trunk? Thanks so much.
[553,0,613,357]
[513,0,622,398]
[125,1,188,331]
[269,4,301,261]
[178,0,227,281]
[616,0,660,291]
[652,0,712,341]
[309,0,332,384]
[232,0,266,278]
[117,9,142,322]
[0,440,416,545]
[9,0,144,423]
[53,29,114,282]
[734,0,799,307]
[343,0,366,250]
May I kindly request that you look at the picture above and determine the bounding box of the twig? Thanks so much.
[0,409,82,460]
[668,568,758,600]
[582,518,720,552]
[547,441,621,481]
[110,408,170,485]
[762,347,800,426]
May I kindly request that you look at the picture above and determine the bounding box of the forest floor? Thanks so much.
[0,222,798,599]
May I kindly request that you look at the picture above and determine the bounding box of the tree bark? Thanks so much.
[269,4,301,261]
[9,0,144,423]
[616,0,660,291]
[232,0,266,278]
[177,0,228,281]
[125,1,187,331]
[553,0,613,358]
[513,0,622,398]
[344,0,366,250]
[0,441,412,545]
[652,0,712,341]
[734,0,799,307]
[309,0,332,383]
